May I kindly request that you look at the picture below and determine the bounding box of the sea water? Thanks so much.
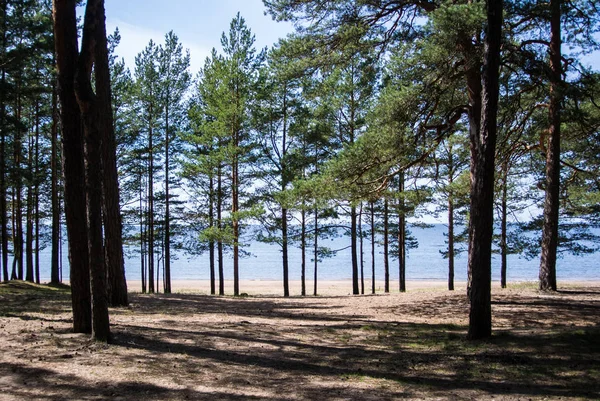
[29,224,599,284]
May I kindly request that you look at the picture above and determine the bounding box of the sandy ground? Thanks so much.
[1,280,599,400]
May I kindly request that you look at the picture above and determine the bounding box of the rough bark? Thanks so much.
[94,0,127,306]
[74,0,111,342]
[53,0,92,334]
[467,0,503,340]
[539,0,561,292]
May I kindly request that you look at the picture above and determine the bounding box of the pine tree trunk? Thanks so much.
[301,208,306,296]
[14,84,23,280]
[139,172,146,294]
[50,73,61,284]
[313,206,318,296]
[217,168,224,296]
[467,0,502,340]
[359,203,364,295]
[351,206,359,295]
[370,201,375,294]
[500,161,508,289]
[398,173,406,293]
[539,0,561,292]
[94,2,127,306]
[448,192,455,291]
[0,0,8,282]
[164,102,171,294]
[34,117,40,285]
[75,0,111,342]
[26,126,34,283]
[448,143,455,291]
[233,161,239,296]
[148,103,155,293]
[209,175,215,295]
[383,199,389,293]
[53,0,92,334]
[282,207,289,297]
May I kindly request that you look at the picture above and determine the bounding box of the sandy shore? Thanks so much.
[125,278,600,296]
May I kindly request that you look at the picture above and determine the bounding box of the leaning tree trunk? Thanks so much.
[467,0,503,341]
[53,0,92,334]
[539,0,561,292]
[75,0,111,342]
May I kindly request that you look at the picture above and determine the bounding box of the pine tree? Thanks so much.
[157,31,190,294]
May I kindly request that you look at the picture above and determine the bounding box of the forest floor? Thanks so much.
[0,281,599,400]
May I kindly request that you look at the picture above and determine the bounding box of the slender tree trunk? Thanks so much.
[359,203,364,295]
[467,0,502,340]
[51,71,61,284]
[398,173,406,293]
[148,103,155,293]
[281,96,289,297]
[370,201,375,294]
[232,137,240,296]
[95,3,127,306]
[313,206,318,296]
[140,174,146,293]
[351,206,359,295]
[14,84,23,280]
[0,0,7,282]
[34,116,40,285]
[209,175,215,295]
[282,207,289,297]
[383,199,389,293]
[301,208,306,296]
[26,128,34,283]
[448,191,455,291]
[500,161,508,289]
[539,0,561,292]
[53,0,92,334]
[217,168,224,296]
[164,102,171,294]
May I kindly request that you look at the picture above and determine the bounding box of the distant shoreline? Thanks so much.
[124,278,600,296]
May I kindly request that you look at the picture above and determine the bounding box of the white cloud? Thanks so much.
[106,18,211,77]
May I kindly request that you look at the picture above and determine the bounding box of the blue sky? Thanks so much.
[103,0,294,74]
